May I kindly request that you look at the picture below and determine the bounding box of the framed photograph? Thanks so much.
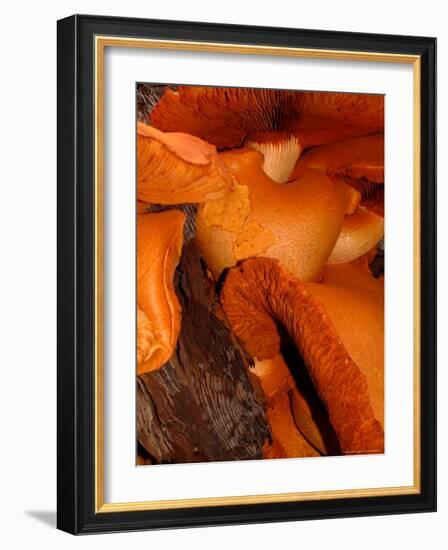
[57,14,436,534]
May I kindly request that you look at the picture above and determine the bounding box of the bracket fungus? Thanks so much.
[137,210,186,375]
[151,86,384,183]
[221,257,384,455]
[137,122,234,204]
[195,148,360,281]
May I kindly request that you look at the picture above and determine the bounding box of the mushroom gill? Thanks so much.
[137,210,186,374]
[137,122,234,204]
[195,148,360,281]
[221,257,384,455]
[291,93,384,150]
[151,86,383,183]
[244,132,303,183]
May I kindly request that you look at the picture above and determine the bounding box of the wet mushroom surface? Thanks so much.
[135,84,385,464]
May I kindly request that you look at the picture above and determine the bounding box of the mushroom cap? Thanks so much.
[309,262,384,426]
[221,257,384,454]
[295,134,385,263]
[137,210,186,374]
[327,206,384,265]
[137,122,234,204]
[195,148,359,281]
[296,133,384,178]
[151,86,384,150]
[296,133,384,215]
[291,93,384,149]
[151,87,302,149]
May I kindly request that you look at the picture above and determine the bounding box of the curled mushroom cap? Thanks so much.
[195,148,360,281]
[151,87,383,183]
[245,131,303,184]
[137,210,185,374]
[137,122,234,204]
[221,257,384,454]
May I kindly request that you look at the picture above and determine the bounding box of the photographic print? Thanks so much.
[135,85,385,465]
[57,15,435,533]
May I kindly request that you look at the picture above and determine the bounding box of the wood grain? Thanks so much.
[137,240,271,464]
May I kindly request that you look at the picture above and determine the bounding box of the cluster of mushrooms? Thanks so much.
[137,86,385,461]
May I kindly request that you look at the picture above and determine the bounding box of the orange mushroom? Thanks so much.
[195,148,360,281]
[296,133,384,215]
[221,258,384,455]
[291,93,384,152]
[137,210,185,374]
[326,207,384,265]
[252,355,321,459]
[137,122,234,204]
[151,86,384,183]
[294,134,385,264]
[137,123,366,280]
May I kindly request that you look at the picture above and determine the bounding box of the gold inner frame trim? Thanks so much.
[94,35,421,513]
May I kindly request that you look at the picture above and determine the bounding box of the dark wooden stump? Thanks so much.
[137,240,271,464]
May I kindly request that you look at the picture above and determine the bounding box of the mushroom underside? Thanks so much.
[150,86,384,183]
[221,257,384,455]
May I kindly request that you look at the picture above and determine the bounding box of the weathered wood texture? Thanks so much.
[137,240,271,464]
[137,84,173,123]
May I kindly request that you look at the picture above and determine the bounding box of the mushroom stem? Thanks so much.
[245,132,303,183]
[221,257,384,455]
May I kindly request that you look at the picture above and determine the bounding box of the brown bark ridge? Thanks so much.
[137,240,270,464]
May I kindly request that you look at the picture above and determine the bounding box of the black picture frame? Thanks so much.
[57,14,436,534]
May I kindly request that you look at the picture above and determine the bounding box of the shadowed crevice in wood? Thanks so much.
[137,240,271,464]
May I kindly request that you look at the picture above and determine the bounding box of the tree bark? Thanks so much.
[137,240,271,464]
